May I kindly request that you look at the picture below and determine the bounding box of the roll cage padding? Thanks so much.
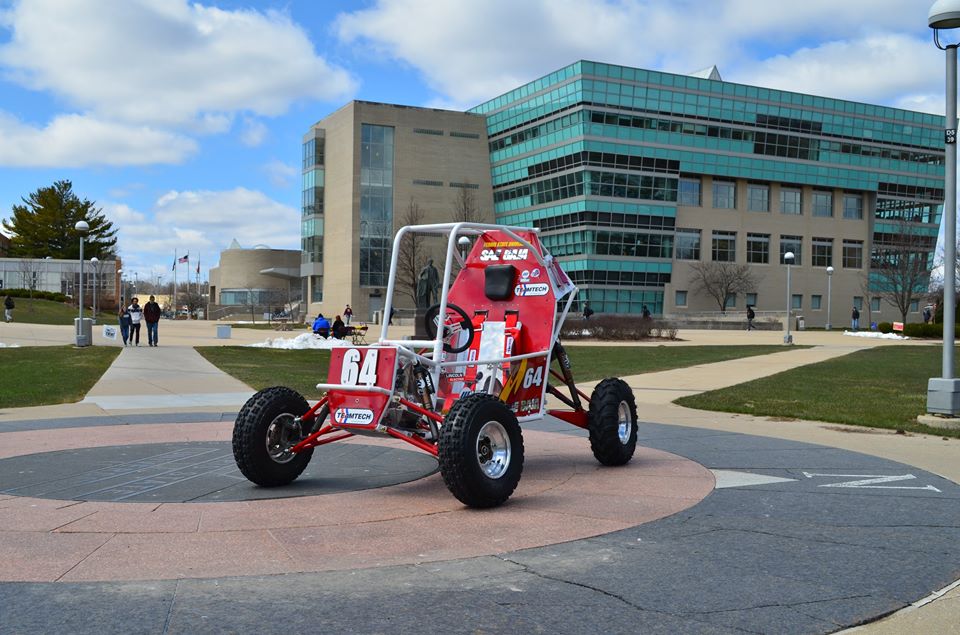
[484,264,517,301]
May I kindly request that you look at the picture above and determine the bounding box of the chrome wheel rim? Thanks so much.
[617,400,632,444]
[266,413,300,464]
[476,420,511,479]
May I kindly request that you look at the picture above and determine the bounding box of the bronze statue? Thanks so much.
[416,258,440,308]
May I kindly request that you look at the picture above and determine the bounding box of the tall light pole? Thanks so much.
[825,266,834,330]
[117,268,124,307]
[928,0,960,416]
[90,257,99,321]
[75,220,90,346]
[784,251,795,345]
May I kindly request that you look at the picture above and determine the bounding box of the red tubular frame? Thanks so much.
[548,409,589,428]
[549,369,591,402]
[386,427,439,456]
[397,397,445,423]
[290,424,354,453]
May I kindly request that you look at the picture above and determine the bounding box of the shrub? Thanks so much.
[877,321,893,333]
[903,322,958,339]
[2,287,70,303]
[559,315,678,341]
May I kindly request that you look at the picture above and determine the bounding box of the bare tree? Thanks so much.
[689,262,761,313]
[871,220,935,323]
[858,274,878,327]
[452,183,484,223]
[396,198,428,303]
[17,258,45,301]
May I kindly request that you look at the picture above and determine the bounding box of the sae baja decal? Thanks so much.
[333,408,376,425]
[514,282,549,297]
[479,247,529,262]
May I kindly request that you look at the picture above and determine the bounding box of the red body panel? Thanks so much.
[326,347,398,430]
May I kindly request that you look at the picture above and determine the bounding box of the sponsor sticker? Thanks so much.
[514,282,550,297]
[333,408,376,426]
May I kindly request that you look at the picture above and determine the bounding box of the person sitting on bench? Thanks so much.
[312,313,330,337]
[332,315,347,340]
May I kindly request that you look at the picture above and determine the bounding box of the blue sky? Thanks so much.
[0,0,949,283]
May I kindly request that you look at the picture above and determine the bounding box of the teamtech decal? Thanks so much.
[333,408,375,425]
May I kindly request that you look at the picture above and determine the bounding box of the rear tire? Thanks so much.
[232,386,317,486]
[439,393,524,508]
[588,378,637,466]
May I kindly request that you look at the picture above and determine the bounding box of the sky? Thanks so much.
[0,0,952,285]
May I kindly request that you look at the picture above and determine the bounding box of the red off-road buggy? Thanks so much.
[232,222,638,508]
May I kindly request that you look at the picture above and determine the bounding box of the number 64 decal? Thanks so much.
[340,349,379,386]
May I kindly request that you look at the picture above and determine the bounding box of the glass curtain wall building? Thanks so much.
[470,61,945,318]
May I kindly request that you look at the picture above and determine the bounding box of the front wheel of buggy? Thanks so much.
[232,386,316,486]
[588,378,638,466]
[439,393,524,508]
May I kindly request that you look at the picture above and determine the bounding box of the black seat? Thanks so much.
[484,264,516,301]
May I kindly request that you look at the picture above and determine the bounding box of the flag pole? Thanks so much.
[173,249,178,317]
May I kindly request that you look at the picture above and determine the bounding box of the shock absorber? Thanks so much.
[552,340,582,410]
[413,362,435,411]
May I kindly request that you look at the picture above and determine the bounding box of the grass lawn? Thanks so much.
[676,345,960,438]
[7,297,115,325]
[0,345,120,408]
[196,344,794,401]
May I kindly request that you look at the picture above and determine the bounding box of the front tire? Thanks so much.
[588,378,638,466]
[439,393,524,508]
[232,386,316,486]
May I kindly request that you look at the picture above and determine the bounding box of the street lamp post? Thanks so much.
[825,266,834,330]
[90,257,99,322]
[117,268,124,307]
[927,0,960,416]
[75,220,90,346]
[784,251,795,345]
[457,236,471,261]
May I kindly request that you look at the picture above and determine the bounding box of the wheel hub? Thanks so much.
[617,401,632,444]
[476,420,511,479]
[265,414,301,464]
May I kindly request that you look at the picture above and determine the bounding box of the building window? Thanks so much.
[675,290,688,306]
[310,276,323,303]
[812,191,833,217]
[413,127,443,135]
[871,297,881,312]
[812,237,833,267]
[360,123,395,287]
[910,299,919,312]
[679,177,701,206]
[842,240,863,268]
[725,293,736,309]
[746,233,770,264]
[675,229,701,260]
[780,188,802,215]
[792,294,803,309]
[712,180,736,209]
[853,296,863,311]
[746,293,758,307]
[812,295,822,310]
[747,184,769,212]
[780,235,802,265]
[449,182,480,189]
[449,131,480,139]
[413,179,443,186]
[712,230,737,262]
[843,193,863,219]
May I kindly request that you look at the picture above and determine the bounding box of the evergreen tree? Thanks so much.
[2,180,117,259]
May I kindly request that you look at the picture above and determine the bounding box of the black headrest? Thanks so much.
[484,264,516,301]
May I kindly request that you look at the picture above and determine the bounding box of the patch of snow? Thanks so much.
[842,330,908,340]
[248,333,352,349]
[0,342,20,348]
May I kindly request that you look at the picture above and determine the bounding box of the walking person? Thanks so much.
[851,306,860,331]
[583,302,594,320]
[344,304,353,325]
[4,294,14,323]
[143,295,162,346]
[746,304,756,331]
[118,304,132,346]
[128,297,143,346]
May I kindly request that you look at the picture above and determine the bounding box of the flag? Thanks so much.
[178,255,189,264]
[196,258,200,275]
[172,258,176,271]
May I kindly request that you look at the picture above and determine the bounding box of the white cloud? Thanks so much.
[0,0,356,127]
[105,187,300,280]
[240,117,269,147]
[336,0,938,110]
[0,111,197,167]
[262,159,298,188]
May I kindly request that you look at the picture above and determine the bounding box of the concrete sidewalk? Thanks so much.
[0,320,955,632]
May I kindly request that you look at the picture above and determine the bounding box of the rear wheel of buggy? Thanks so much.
[232,386,321,486]
[588,378,638,466]
[439,393,524,508]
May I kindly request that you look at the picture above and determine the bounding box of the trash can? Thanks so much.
[796,316,805,330]
[216,324,232,339]
[74,317,93,347]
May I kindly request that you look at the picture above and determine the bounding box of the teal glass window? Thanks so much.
[712,230,736,262]
[713,180,736,209]
[679,177,701,206]
[747,184,769,212]
[780,188,802,215]
[812,295,822,310]
[360,124,394,287]
[843,194,863,219]
[675,229,701,260]
[747,233,770,263]
[812,191,833,217]
[675,290,688,306]
[792,294,803,309]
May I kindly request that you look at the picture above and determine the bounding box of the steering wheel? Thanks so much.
[424,302,475,354]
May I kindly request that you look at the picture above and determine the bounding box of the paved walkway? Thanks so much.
[0,320,956,633]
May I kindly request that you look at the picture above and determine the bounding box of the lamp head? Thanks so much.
[930,0,960,29]
[75,220,89,233]
[457,236,471,247]
[90,257,98,263]
[826,266,834,274]
[784,251,795,263]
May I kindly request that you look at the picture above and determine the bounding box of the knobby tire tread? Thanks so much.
[588,378,638,466]
[232,386,313,486]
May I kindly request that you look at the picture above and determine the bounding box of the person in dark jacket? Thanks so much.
[332,315,347,339]
[312,313,330,337]
[143,295,162,346]
[4,295,14,323]
[746,305,756,331]
[118,304,132,346]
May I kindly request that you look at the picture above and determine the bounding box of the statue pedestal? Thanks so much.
[414,307,431,340]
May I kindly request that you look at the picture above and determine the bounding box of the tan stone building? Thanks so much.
[301,101,494,322]
[209,240,300,317]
